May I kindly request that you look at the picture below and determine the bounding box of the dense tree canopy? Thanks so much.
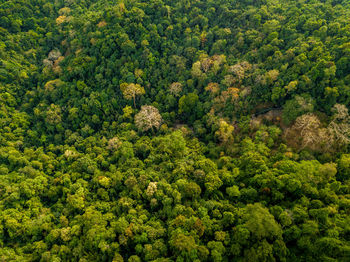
[1,0,350,261]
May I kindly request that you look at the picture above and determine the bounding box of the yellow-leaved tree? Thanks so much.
[120,83,145,107]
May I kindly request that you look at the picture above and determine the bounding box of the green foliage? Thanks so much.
[178,93,202,123]
[282,95,315,125]
[1,0,350,261]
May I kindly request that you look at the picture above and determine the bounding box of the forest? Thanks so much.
[1,0,350,261]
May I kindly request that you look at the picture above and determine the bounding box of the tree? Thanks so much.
[108,137,122,151]
[169,82,182,96]
[205,82,220,95]
[191,61,206,81]
[265,69,279,85]
[45,104,62,126]
[284,113,331,151]
[328,104,350,147]
[239,203,286,261]
[282,95,315,125]
[135,105,162,132]
[169,232,197,259]
[337,154,350,181]
[215,119,234,144]
[120,83,145,107]
[178,93,202,122]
